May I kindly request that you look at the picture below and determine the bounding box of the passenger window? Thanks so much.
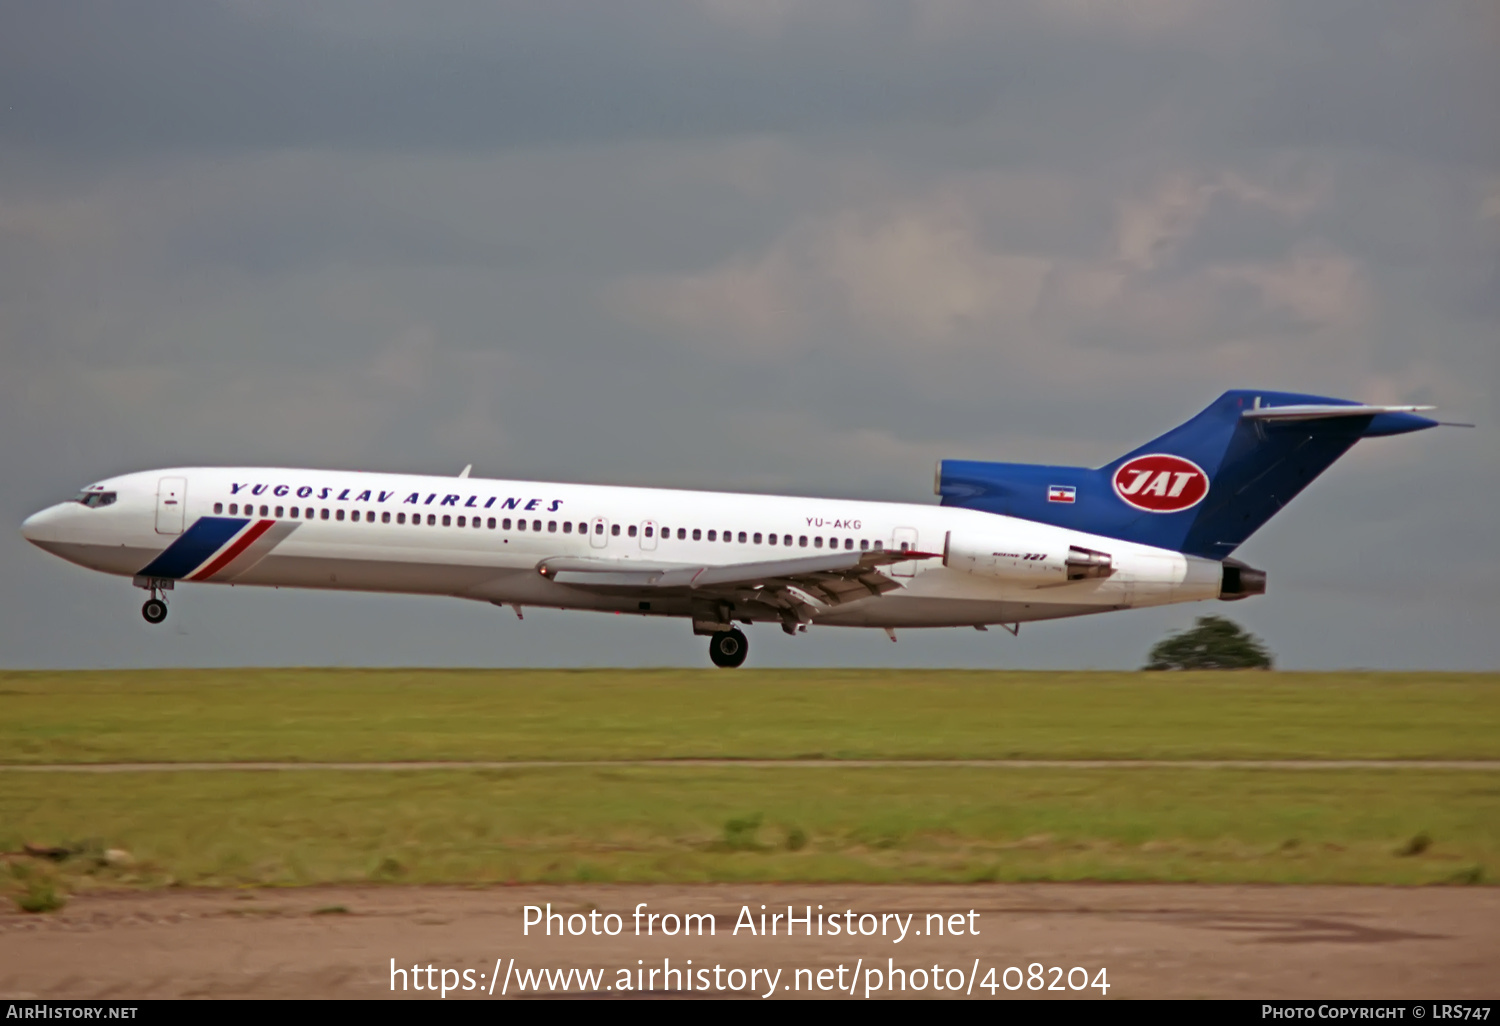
[537,521,545,532]
[397,513,406,524]
[456,515,466,527]
[784,535,793,546]
[678,528,687,540]
[351,510,360,522]
[336,509,345,521]
[320,508,329,520]
[693,529,702,541]
[473,518,481,529]
[814,537,823,548]
[547,521,555,532]
[737,531,746,543]
[899,541,909,552]
[503,518,512,530]
[488,517,496,529]
[290,507,299,518]
[442,515,451,527]
[845,538,854,550]
[271,506,280,518]
[260,505,269,517]
[595,523,604,534]
[627,525,637,537]
[427,514,436,526]
[214,502,223,514]
[645,526,653,538]
[382,511,391,524]
[873,540,883,550]
[517,518,527,531]
[767,533,777,545]
[799,536,808,547]
[753,533,762,544]
[579,522,589,534]
[563,521,572,533]
[705,530,714,541]
[860,539,869,550]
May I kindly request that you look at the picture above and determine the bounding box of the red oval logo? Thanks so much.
[1112,454,1209,513]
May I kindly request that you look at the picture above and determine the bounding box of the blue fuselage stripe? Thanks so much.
[137,517,250,579]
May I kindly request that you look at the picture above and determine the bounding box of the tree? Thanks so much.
[1144,615,1273,670]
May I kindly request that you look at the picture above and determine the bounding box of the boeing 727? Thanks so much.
[20,390,1452,667]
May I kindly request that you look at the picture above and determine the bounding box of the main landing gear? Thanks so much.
[708,628,748,669]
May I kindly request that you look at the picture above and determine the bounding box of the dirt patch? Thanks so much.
[1,884,1494,999]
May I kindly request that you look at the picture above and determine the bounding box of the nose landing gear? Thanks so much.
[133,575,174,625]
[708,628,748,668]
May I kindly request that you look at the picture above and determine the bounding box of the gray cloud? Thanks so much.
[2,1,1496,671]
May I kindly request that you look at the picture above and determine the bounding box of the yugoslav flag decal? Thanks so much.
[1111,454,1210,513]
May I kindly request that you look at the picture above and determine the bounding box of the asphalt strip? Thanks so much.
[2,759,1497,772]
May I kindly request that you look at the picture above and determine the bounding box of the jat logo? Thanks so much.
[1112,454,1209,513]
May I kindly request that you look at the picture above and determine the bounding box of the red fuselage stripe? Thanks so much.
[190,519,275,580]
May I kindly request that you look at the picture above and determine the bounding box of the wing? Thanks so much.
[536,549,941,631]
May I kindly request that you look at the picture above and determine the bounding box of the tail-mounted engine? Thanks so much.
[944,533,1114,583]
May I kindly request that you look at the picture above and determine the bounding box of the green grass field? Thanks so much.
[2,669,1496,894]
[2,668,1497,763]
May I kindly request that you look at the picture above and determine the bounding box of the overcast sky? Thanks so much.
[3,1,1496,670]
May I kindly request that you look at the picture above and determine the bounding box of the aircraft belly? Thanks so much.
[230,554,519,595]
[24,542,158,577]
[814,595,1125,628]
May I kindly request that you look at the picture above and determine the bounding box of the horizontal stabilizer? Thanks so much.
[1242,403,1435,421]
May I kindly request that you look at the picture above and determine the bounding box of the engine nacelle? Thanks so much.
[945,534,1114,583]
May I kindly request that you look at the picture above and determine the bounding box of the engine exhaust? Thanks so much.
[1219,558,1267,600]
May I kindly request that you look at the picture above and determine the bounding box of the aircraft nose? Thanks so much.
[21,504,66,545]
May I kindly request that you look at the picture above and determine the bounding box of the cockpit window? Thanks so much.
[74,490,117,509]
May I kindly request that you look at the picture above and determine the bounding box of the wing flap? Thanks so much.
[537,549,939,605]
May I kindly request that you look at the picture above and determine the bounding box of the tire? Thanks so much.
[708,628,748,668]
[141,598,168,624]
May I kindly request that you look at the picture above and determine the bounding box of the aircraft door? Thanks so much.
[590,517,609,549]
[639,520,658,552]
[891,526,919,577]
[155,477,187,535]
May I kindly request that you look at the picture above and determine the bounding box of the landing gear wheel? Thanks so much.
[141,598,168,625]
[708,628,748,668]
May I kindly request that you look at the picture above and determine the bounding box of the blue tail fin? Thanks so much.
[937,389,1439,558]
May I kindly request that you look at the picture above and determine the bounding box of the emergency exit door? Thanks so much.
[891,526,919,576]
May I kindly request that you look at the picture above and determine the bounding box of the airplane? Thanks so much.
[20,389,1458,668]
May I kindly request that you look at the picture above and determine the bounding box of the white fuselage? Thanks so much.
[21,466,1225,630]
